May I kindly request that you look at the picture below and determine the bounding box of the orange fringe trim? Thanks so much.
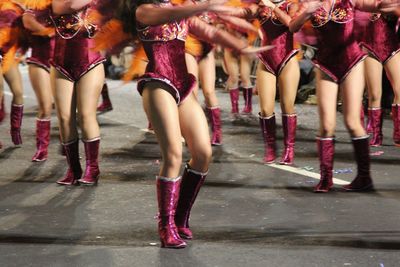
[93,19,132,52]
[185,35,204,58]
[0,28,12,48]
[1,45,19,73]
[122,43,148,82]
[21,0,52,10]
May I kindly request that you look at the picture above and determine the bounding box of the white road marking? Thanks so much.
[268,163,348,185]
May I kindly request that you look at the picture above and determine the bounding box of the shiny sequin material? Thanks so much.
[258,2,299,76]
[50,5,105,81]
[311,0,353,27]
[360,15,400,63]
[311,0,366,83]
[26,9,54,71]
[137,2,195,105]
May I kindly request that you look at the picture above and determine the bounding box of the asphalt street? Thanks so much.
[0,66,400,267]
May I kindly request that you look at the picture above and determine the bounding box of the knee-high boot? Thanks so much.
[314,137,335,193]
[343,136,374,191]
[229,88,239,114]
[97,83,113,113]
[368,108,383,146]
[10,104,23,145]
[206,107,222,146]
[78,138,100,185]
[242,87,253,114]
[157,176,186,248]
[259,113,276,163]
[32,118,51,162]
[280,114,297,165]
[392,104,400,146]
[0,95,5,123]
[57,139,82,185]
[175,164,207,240]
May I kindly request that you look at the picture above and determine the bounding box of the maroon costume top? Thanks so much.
[360,13,400,64]
[0,6,24,63]
[185,11,215,62]
[258,1,298,76]
[137,4,196,104]
[310,0,366,83]
[25,9,55,72]
[49,4,105,82]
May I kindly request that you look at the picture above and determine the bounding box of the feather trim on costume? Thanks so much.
[122,43,148,82]
[185,34,204,57]
[94,19,132,54]
[21,0,52,10]
[1,45,20,72]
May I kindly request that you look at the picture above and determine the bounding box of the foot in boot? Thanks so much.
[175,165,207,239]
[57,169,81,185]
[57,139,82,185]
[10,104,24,146]
[314,178,333,193]
[32,149,48,162]
[78,138,100,185]
[343,176,374,191]
[97,100,113,113]
[280,146,294,165]
[207,107,222,146]
[32,119,50,162]
[241,87,253,114]
[157,176,187,248]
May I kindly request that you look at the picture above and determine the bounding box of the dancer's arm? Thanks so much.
[354,0,400,12]
[188,16,274,54]
[52,0,92,15]
[217,15,258,33]
[23,12,46,33]
[261,0,293,26]
[288,0,321,32]
[136,0,233,26]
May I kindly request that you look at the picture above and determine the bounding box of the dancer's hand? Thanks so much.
[261,0,276,9]
[207,4,238,14]
[379,0,400,12]
[302,0,323,14]
[240,45,275,55]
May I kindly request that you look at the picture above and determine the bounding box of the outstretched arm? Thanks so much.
[136,0,234,26]
[188,16,274,54]
[217,15,258,33]
[354,0,400,12]
[52,0,92,15]
[288,0,321,32]
[261,0,292,27]
[22,12,49,34]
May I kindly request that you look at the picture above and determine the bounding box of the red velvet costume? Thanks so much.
[360,13,400,64]
[311,0,366,83]
[49,5,105,81]
[137,3,248,104]
[137,18,197,104]
[185,12,215,61]
[258,1,299,76]
[25,9,55,72]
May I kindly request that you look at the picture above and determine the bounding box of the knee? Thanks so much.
[228,76,239,87]
[260,106,274,118]
[191,145,212,170]
[78,111,97,126]
[163,148,183,171]
[203,90,216,102]
[57,112,72,127]
[38,105,53,119]
[319,121,336,137]
[344,117,363,135]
